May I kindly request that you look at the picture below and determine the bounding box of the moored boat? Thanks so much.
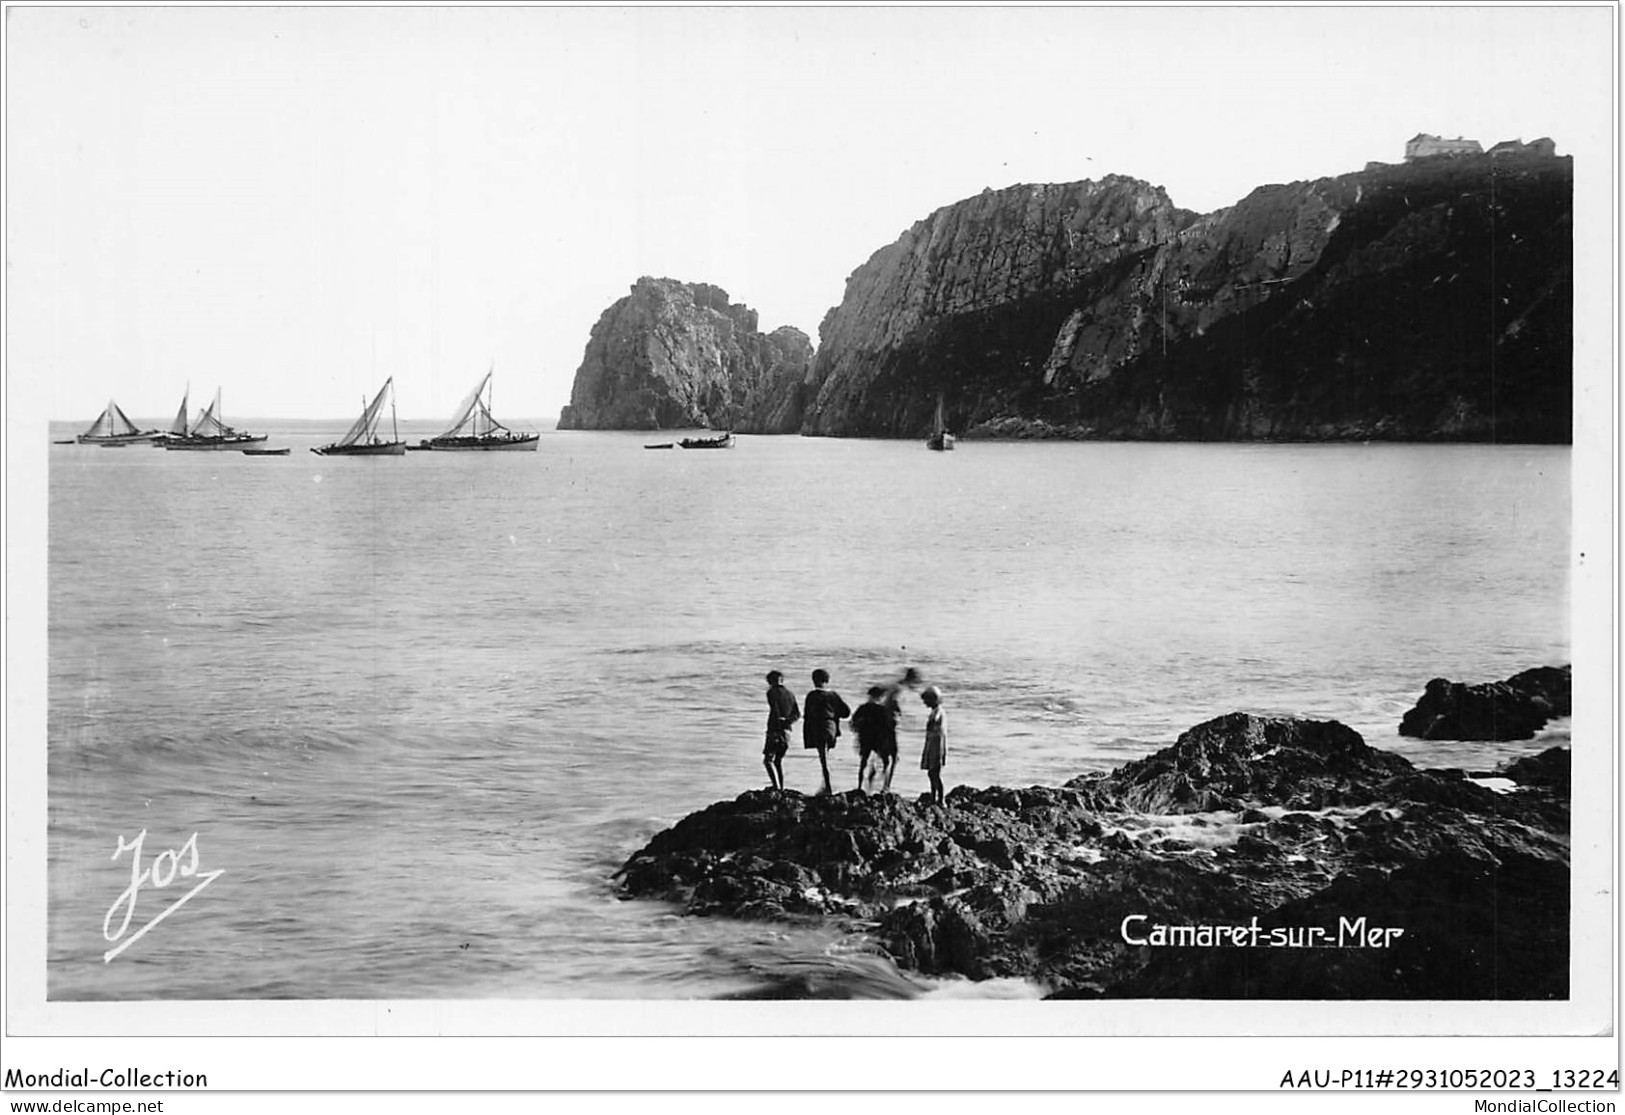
[76,400,160,445]
[644,442,675,450]
[314,441,406,457]
[162,389,267,450]
[423,432,538,451]
[149,387,193,448]
[311,378,407,456]
[243,447,290,456]
[678,432,735,449]
[421,368,539,451]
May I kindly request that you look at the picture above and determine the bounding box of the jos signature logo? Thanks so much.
[102,830,224,963]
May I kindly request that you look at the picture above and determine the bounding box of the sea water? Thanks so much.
[42,424,1571,999]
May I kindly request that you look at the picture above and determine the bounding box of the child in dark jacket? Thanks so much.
[762,670,800,791]
[802,668,851,796]
[850,685,898,793]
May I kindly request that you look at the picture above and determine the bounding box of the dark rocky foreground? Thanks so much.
[1400,665,1571,741]
[616,712,1569,999]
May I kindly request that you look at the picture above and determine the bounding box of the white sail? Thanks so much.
[81,401,118,439]
[111,402,140,436]
[168,389,190,436]
[437,370,499,439]
[334,378,394,447]
[80,400,142,440]
[434,368,523,442]
[927,393,955,450]
[190,390,229,437]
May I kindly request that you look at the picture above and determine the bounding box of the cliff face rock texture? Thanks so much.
[806,176,1197,438]
[803,151,1572,442]
[558,277,812,432]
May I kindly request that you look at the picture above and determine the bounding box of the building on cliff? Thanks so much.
[1404,133,1485,161]
[1487,137,1558,158]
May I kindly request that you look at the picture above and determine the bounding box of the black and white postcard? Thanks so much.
[4,2,1617,1100]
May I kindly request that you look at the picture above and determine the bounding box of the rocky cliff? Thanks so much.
[558,277,812,432]
[803,151,1572,442]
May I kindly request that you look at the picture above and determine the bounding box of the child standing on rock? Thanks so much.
[802,668,851,796]
[850,685,896,794]
[920,685,947,807]
[762,670,800,791]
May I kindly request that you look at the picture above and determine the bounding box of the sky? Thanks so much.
[5,4,1616,425]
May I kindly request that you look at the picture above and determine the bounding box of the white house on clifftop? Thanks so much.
[1404,133,1485,161]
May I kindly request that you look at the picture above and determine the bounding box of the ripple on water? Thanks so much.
[45,436,1571,999]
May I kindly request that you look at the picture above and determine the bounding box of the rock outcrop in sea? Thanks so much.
[1399,665,1571,741]
[616,711,1569,999]
[802,147,1571,443]
[557,277,812,432]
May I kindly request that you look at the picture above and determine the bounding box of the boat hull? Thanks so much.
[77,433,159,446]
[311,442,407,456]
[421,435,539,451]
[164,435,269,451]
[926,433,956,451]
[679,434,735,449]
[242,448,290,456]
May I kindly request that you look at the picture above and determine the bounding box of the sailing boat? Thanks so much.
[162,388,267,450]
[76,400,159,445]
[311,378,407,456]
[419,368,539,451]
[926,394,955,451]
[149,387,194,447]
